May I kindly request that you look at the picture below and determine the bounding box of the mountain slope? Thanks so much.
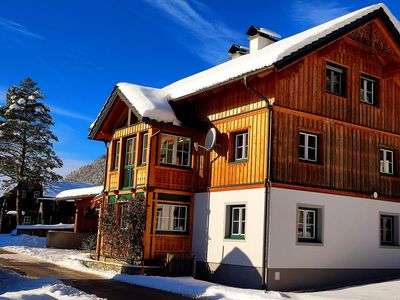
[64,155,106,185]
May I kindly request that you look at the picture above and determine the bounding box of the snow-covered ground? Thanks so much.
[0,268,103,299]
[1,234,400,300]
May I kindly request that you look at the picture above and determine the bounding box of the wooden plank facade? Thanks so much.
[94,15,400,262]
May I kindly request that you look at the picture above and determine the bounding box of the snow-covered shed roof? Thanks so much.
[89,3,400,138]
[55,185,104,201]
[43,181,97,198]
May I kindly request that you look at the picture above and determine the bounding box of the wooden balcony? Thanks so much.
[108,171,119,191]
[153,235,191,259]
[150,166,193,191]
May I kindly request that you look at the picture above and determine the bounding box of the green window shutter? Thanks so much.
[118,194,133,202]
[158,193,191,202]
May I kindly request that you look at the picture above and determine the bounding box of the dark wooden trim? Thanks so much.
[271,182,400,203]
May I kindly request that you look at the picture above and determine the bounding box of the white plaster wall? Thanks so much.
[193,188,265,268]
[269,187,400,269]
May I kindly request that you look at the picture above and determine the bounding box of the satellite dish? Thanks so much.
[205,128,217,151]
[194,128,217,152]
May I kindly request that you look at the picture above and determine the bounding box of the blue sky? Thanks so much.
[0,0,399,176]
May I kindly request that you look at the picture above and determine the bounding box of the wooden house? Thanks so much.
[89,3,400,291]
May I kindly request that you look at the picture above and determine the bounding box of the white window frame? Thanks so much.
[234,132,248,161]
[124,137,136,167]
[33,191,40,199]
[380,215,395,245]
[380,148,394,175]
[120,203,128,230]
[23,216,32,225]
[141,133,148,165]
[360,75,376,105]
[113,140,120,170]
[299,132,318,162]
[297,208,316,240]
[160,134,191,167]
[155,204,188,232]
[230,206,246,237]
[326,64,344,96]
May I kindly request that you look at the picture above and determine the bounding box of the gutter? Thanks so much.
[243,75,274,290]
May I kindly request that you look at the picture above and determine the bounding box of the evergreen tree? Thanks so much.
[0,77,63,225]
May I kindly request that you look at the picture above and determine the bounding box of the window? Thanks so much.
[380,148,394,175]
[21,190,26,199]
[156,204,187,232]
[234,132,248,161]
[141,133,148,165]
[230,205,246,238]
[23,216,31,225]
[326,63,345,96]
[299,132,318,162]
[380,215,395,245]
[33,191,40,199]
[113,140,120,170]
[160,134,191,167]
[360,75,377,105]
[120,203,128,230]
[297,207,321,242]
[123,137,136,188]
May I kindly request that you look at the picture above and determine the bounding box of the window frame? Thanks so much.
[21,190,26,199]
[113,140,121,171]
[160,134,192,168]
[141,132,149,165]
[326,63,345,96]
[122,136,136,188]
[360,74,378,105]
[33,191,40,199]
[155,203,188,233]
[23,216,32,225]
[234,131,249,162]
[380,148,394,175]
[299,132,318,163]
[297,207,318,242]
[230,205,246,239]
[119,203,129,231]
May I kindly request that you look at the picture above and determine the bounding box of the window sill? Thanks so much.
[379,173,396,178]
[297,240,323,246]
[380,244,400,249]
[224,236,245,241]
[228,159,248,165]
[325,91,346,99]
[155,230,189,236]
[159,163,192,170]
[298,159,322,166]
[360,101,378,107]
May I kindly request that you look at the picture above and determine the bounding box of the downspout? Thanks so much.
[243,76,274,290]
[97,140,109,260]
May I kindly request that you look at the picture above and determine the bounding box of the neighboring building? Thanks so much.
[89,4,400,291]
[0,181,94,233]
[55,185,103,234]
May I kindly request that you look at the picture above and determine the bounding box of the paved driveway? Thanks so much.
[0,249,192,300]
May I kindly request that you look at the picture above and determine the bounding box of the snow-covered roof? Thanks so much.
[43,181,97,198]
[55,185,104,200]
[90,3,399,137]
[117,82,179,125]
[0,176,14,198]
[163,3,399,100]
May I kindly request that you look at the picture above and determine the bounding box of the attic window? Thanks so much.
[326,63,345,96]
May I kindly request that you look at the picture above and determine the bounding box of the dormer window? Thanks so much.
[326,63,345,96]
[360,75,377,105]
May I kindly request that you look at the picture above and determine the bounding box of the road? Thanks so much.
[0,248,192,300]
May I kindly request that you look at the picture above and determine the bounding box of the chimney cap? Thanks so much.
[228,44,249,55]
[246,25,281,41]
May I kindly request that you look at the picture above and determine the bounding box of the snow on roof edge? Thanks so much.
[89,3,399,135]
[55,185,104,200]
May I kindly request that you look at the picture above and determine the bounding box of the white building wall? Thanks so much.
[269,187,400,269]
[193,188,265,268]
